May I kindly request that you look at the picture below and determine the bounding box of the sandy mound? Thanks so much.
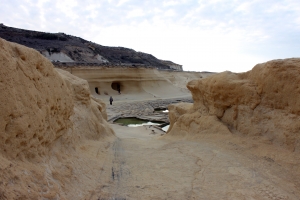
[167,58,300,152]
[0,38,114,198]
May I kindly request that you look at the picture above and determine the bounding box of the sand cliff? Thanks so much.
[167,58,300,152]
[0,38,114,198]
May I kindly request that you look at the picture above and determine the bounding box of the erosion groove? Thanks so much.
[111,138,128,198]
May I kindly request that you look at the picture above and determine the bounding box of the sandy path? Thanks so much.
[95,124,300,200]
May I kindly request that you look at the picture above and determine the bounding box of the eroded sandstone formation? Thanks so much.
[61,67,209,102]
[0,38,74,160]
[0,38,114,198]
[167,58,300,152]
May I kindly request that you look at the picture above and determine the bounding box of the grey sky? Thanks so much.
[1,0,300,72]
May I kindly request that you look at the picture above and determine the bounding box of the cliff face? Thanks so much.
[167,58,300,152]
[0,38,114,198]
[0,24,182,70]
[62,67,206,102]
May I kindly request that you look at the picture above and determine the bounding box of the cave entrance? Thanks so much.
[95,87,100,94]
[111,82,121,94]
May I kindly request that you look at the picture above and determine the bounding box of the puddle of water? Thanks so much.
[114,117,164,127]
[154,108,169,113]
[162,125,170,132]
[128,122,162,127]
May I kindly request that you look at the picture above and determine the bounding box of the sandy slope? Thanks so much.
[94,124,300,200]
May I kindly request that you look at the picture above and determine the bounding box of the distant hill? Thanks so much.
[0,23,182,70]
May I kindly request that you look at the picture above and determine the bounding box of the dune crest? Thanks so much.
[168,58,300,152]
[0,38,114,198]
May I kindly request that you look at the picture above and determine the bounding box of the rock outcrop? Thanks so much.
[61,67,210,102]
[0,38,74,160]
[167,58,300,152]
[159,60,183,71]
[0,38,114,198]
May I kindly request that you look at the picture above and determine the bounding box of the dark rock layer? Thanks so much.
[0,24,181,70]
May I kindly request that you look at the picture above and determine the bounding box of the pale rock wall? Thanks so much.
[159,60,183,70]
[61,67,207,102]
[167,58,300,152]
[95,54,109,63]
[0,38,114,198]
[42,51,75,62]
[166,64,182,71]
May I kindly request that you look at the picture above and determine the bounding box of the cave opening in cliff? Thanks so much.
[95,87,100,94]
[111,82,121,94]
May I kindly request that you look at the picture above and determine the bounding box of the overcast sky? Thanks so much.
[1,0,300,72]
